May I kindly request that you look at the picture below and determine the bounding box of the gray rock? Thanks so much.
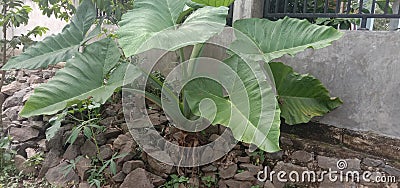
[148,151,174,175]
[319,174,357,188]
[188,176,200,188]
[266,151,284,160]
[201,146,214,163]
[103,128,122,139]
[234,171,256,181]
[97,145,113,161]
[38,149,61,178]
[25,148,36,158]
[3,106,23,121]
[208,134,220,142]
[3,88,29,109]
[290,150,314,163]
[2,81,26,95]
[14,155,38,176]
[362,158,384,167]
[80,140,97,158]
[146,171,166,187]
[239,163,262,175]
[63,144,80,160]
[317,156,361,171]
[113,134,133,150]
[201,165,217,172]
[99,117,116,126]
[76,156,91,180]
[27,74,44,85]
[94,133,107,146]
[272,162,309,188]
[218,180,228,188]
[9,126,39,142]
[382,165,400,177]
[116,141,136,164]
[46,129,64,151]
[45,162,79,187]
[280,136,294,147]
[78,182,91,188]
[219,164,238,179]
[112,171,126,183]
[122,160,145,174]
[264,181,276,188]
[224,179,245,188]
[237,156,251,163]
[120,168,154,188]
[29,121,44,130]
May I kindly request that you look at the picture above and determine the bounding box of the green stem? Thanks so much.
[179,48,185,63]
[187,43,205,77]
[182,43,205,118]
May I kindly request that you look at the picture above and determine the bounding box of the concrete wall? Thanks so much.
[277,31,400,139]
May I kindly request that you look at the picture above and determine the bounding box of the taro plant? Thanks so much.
[2,0,343,152]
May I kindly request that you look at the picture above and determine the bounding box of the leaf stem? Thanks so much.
[182,43,205,118]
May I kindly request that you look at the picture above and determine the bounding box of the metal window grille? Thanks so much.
[263,0,400,29]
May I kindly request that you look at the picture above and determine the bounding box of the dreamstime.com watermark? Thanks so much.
[257,160,397,184]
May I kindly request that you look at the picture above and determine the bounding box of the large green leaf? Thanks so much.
[230,17,343,63]
[20,39,140,117]
[185,56,280,152]
[2,0,96,70]
[267,62,342,125]
[117,0,228,56]
[189,0,234,7]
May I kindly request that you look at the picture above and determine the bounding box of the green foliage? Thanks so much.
[26,152,45,167]
[0,135,15,168]
[117,0,228,56]
[0,1,32,27]
[0,136,53,187]
[185,56,281,152]
[189,0,234,7]
[162,174,190,188]
[66,120,104,145]
[268,62,342,125]
[46,110,67,140]
[87,153,127,188]
[90,0,134,23]
[230,17,343,63]
[18,39,131,117]
[249,150,266,165]
[33,0,76,21]
[201,175,217,187]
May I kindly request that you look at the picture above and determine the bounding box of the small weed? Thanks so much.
[201,176,216,188]
[162,174,189,188]
[250,150,266,165]
[0,137,54,187]
[26,152,44,167]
